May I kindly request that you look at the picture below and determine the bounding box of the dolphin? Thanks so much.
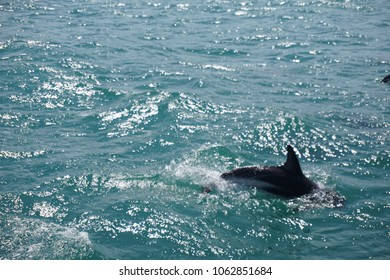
[207,145,318,198]
[381,74,390,83]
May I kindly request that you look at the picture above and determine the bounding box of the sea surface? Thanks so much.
[0,0,389,260]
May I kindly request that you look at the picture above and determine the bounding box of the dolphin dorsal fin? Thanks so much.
[283,145,304,176]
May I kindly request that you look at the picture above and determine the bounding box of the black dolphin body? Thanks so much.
[381,74,390,83]
[219,145,318,198]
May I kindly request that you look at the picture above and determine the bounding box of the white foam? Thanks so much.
[0,216,93,259]
[287,188,346,211]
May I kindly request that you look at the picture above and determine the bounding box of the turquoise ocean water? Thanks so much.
[0,0,389,260]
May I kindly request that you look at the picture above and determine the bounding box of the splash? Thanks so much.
[0,216,93,260]
[287,188,346,211]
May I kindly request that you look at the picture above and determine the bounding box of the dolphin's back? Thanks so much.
[220,146,318,198]
[221,166,316,198]
[381,74,390,83]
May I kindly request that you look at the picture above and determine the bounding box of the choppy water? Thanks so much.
[0,0,389,260]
